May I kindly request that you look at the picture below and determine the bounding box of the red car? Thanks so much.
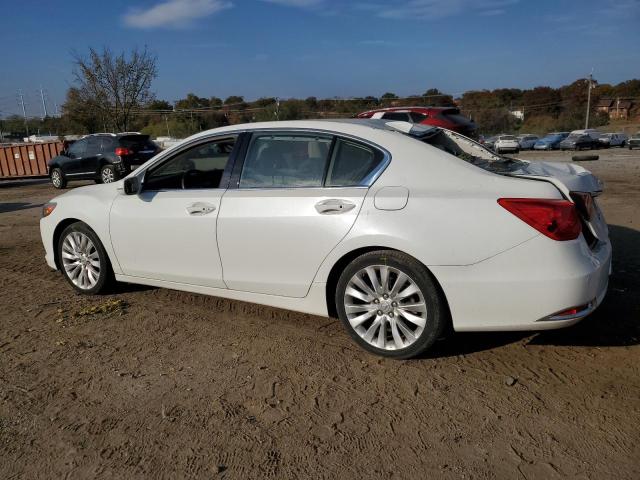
[356,106,477,137]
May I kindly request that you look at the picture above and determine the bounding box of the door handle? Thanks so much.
[315,199,356,215]
[186,202,216,215]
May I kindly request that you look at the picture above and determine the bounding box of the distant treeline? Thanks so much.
[2,79,639,139]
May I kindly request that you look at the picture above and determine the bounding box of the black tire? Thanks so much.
[515,149,520,154]
[50,168,67,189]
[335,250,448,359]
[100,165,118,184]
[57,222,114,295]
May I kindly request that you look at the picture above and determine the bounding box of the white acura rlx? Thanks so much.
[40,119,611,359]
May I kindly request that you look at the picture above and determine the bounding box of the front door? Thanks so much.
[217,133,385,297]
[109,135,238,288]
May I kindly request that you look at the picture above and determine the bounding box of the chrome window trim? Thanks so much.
[131,127,392,190]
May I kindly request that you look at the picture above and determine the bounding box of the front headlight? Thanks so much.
[42,202,57,218]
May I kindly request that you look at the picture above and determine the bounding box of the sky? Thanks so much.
[1,0,639,117]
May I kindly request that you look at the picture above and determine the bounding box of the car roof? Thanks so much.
[186,118,440,142]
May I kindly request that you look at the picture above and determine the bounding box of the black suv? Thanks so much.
[48,133,160,189]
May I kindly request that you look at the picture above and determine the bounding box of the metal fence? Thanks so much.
[0,142,62,178]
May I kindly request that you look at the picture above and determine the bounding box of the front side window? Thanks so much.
[144,136,236,190]
[239,134,332,188]
[67,139,87,158]
[326,139,382,187]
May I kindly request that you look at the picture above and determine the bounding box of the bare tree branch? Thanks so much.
[72,46,157,131]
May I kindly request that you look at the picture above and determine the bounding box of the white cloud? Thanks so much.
[359,0,519,20]
[123,0,233,29]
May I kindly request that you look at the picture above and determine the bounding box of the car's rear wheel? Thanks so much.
[58,222,113,294]
[335,250,448,359]
[101,165,117,184]
[51,168,67,189]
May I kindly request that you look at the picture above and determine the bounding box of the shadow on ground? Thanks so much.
[0,202,43,214]
[426,224,640,357]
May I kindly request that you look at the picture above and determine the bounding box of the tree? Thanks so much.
[422,88,455,106]
[381,92,398,99]
[71,46,157,131]
[224,95,244,106]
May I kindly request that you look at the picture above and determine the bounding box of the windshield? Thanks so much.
[566,134,580,140]
[542,134,561,141]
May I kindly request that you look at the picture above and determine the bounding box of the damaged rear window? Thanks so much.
[404,126,525,173]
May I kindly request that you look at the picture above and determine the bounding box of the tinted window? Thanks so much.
[67,138,87,157]
[100,137,116,151]
[409,112,427,123]
[381,112,411,121]
[119,135,157,151]
[86,137,102,155]
[326,139,382,187]
[144,136,236,190]
[240,134,332,188]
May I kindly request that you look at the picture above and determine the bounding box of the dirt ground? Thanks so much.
[1,148,639,479]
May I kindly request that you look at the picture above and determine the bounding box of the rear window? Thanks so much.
[409,112,428,123]
[500,135,516,140]
[381,112,411,122]
[119,135,157,150]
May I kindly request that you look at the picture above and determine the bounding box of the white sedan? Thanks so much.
[40,120,611,359]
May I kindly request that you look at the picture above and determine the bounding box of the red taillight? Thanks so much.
[498,198,581,241]
[115,147,132,156]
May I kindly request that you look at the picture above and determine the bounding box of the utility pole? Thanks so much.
[39,86,48,119]
[18,90,29,137]
[585,70,593,129]
[164,115,171,137]
[275,97,280,120]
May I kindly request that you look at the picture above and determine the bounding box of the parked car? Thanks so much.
[517,134,540,150]
[40,119,611,359]
[494,135,520,153]
[559,134,600,151]
[628,132,640,150]
[356,106,477,137]
[48,133,160,189]
[534,132,569,150]
[480,135,498,151]
[598,132,628,148]
[570,129,602,141]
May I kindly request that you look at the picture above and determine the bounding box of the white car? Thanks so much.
[494,135,520,153]
[40,120,611,359]
[598,133,628,148]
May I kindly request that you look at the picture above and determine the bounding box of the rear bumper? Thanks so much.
[431,234,612,332]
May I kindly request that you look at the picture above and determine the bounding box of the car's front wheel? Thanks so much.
[58,222,113,294]
[51,168,67,189]
[335,250,448,359]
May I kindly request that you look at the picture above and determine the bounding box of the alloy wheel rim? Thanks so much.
[61,232,100,290]
[102,168,114,183]
[52,171,61,186]
[344,265,427,351]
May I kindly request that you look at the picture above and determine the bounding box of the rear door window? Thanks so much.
[239,134,332,188]
[409,112,428,123]
[325,139,383,187]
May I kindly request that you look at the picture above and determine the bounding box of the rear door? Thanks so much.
[217,132,386,297]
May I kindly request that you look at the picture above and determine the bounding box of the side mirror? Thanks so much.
[123,176,142,195]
